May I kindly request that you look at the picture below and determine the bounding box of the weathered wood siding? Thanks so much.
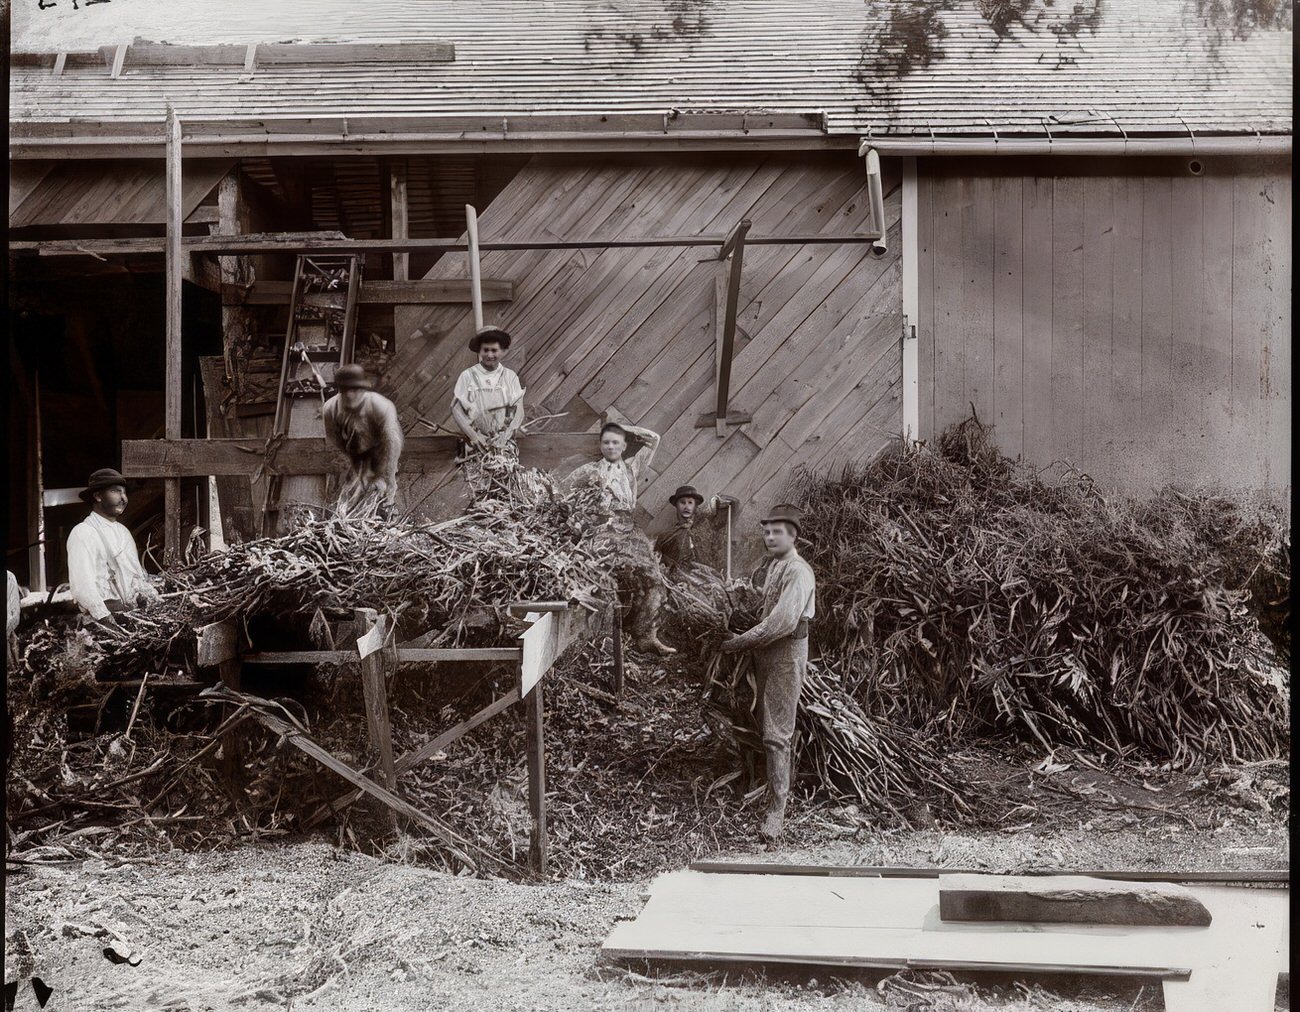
[383,154,902,557]
[917,158,1290,493]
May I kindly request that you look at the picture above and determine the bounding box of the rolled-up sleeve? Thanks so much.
[67,527,110,621]
[728,563,814,652]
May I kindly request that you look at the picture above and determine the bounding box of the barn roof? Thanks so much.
[9,0,1292,151]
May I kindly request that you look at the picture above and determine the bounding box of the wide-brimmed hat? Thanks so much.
[469,326,512,352]
[761,502,804,533]
[668,485,704,506]
[334,364,372,390]
[79,468,130,503]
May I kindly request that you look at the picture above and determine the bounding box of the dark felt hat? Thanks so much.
[334,364,372,390]
[80,468,130,503]
[761,502,804,532]
[469,326,512,352]
[669,485,704,506]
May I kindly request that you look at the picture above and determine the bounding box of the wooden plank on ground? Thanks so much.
[687,862,1289,883]
[602,871,1209,977]
[937,874,1212,926]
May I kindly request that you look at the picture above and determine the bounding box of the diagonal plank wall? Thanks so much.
[383,154,902,560]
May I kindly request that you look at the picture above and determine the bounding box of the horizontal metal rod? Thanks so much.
[11,232,885,258]
[860,135,1292,157]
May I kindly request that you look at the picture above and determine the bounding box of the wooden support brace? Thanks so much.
[164,106,184,566]
[302,685,523,829]
[389,161,409,282]
[710,219,750,437]
[196,619,242,782]
[356,608,398,834]
[611,604,625,697]
[466,204,484,330]
[525,676,547,877]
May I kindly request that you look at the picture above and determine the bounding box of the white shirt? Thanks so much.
[452,364,525,436]
[66,512,158,621]
[569,455,646,511]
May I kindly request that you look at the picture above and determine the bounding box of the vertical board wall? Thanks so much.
[917,157,1291,494]
[384,153,903,558]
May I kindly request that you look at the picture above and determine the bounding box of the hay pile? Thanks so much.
[76,472,618,681]
[786,417,1290,766]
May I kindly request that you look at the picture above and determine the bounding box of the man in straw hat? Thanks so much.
[719,503,816,841]
[322,364,404,518]
[66,468,160,630]
[452,326,525,452]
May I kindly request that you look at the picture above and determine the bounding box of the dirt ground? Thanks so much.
[4,805,1288,1011]
[6,647,1291,1011]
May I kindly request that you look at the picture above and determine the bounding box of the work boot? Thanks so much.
[634,634,677,656]
[759,746,791,841]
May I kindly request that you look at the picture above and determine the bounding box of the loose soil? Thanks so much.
[6,655,1289,1011]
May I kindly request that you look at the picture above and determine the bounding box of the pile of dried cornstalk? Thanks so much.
[80,466,617,680]
[785,417,1290,766]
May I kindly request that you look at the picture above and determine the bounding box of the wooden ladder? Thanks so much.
[260,254,363,537]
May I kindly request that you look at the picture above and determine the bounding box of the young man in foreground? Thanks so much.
[66,468,161,631]
[719,503,816,841]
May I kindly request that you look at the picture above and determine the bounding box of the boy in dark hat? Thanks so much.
[719,503,816,841]
[322,364,404,517]
[452,326,525,451]
[654,485,739,572]
[66,468,160,629]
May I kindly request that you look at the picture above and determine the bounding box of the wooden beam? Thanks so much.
[26,370,46,593]
[356,608,398,835]
[240,647,523,664]
[525,675,547,877]
[390,161,409,282]
[303,686,523,829]
[466,204,484,330]
[184,205,221,225]
[714,219,750,437]
[687,863,1290,885]
[221,279,515,306]
[121,433,599,478]
[10,231,884,259]
[254,42,455,65]
[164,105,183,566]
[252,710,487,870]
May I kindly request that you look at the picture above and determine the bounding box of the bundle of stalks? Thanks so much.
[80,475,617,680]
[702,650,966,826]
[785,416,1290,765]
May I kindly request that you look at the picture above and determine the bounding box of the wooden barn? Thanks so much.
[8,0,1292,587]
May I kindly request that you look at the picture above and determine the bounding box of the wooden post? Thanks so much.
[465,204,484,331]
[27,370,46,592]
[219,656,242,781]
[724,502,733,582]
[164,105,183,566]
[611,604,625,697]
[390,161,409,282]
[525,672,547,876]
[356,607,398,834]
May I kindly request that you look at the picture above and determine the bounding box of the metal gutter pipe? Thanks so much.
[858,135,1291,157]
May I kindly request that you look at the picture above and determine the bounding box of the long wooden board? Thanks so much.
[603,870,1289,1006]
[121,433,598,477]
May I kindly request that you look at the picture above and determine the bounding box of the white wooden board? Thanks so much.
[602,871,1288,1009]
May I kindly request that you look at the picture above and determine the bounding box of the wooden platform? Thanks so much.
[602,869,1290,1011]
